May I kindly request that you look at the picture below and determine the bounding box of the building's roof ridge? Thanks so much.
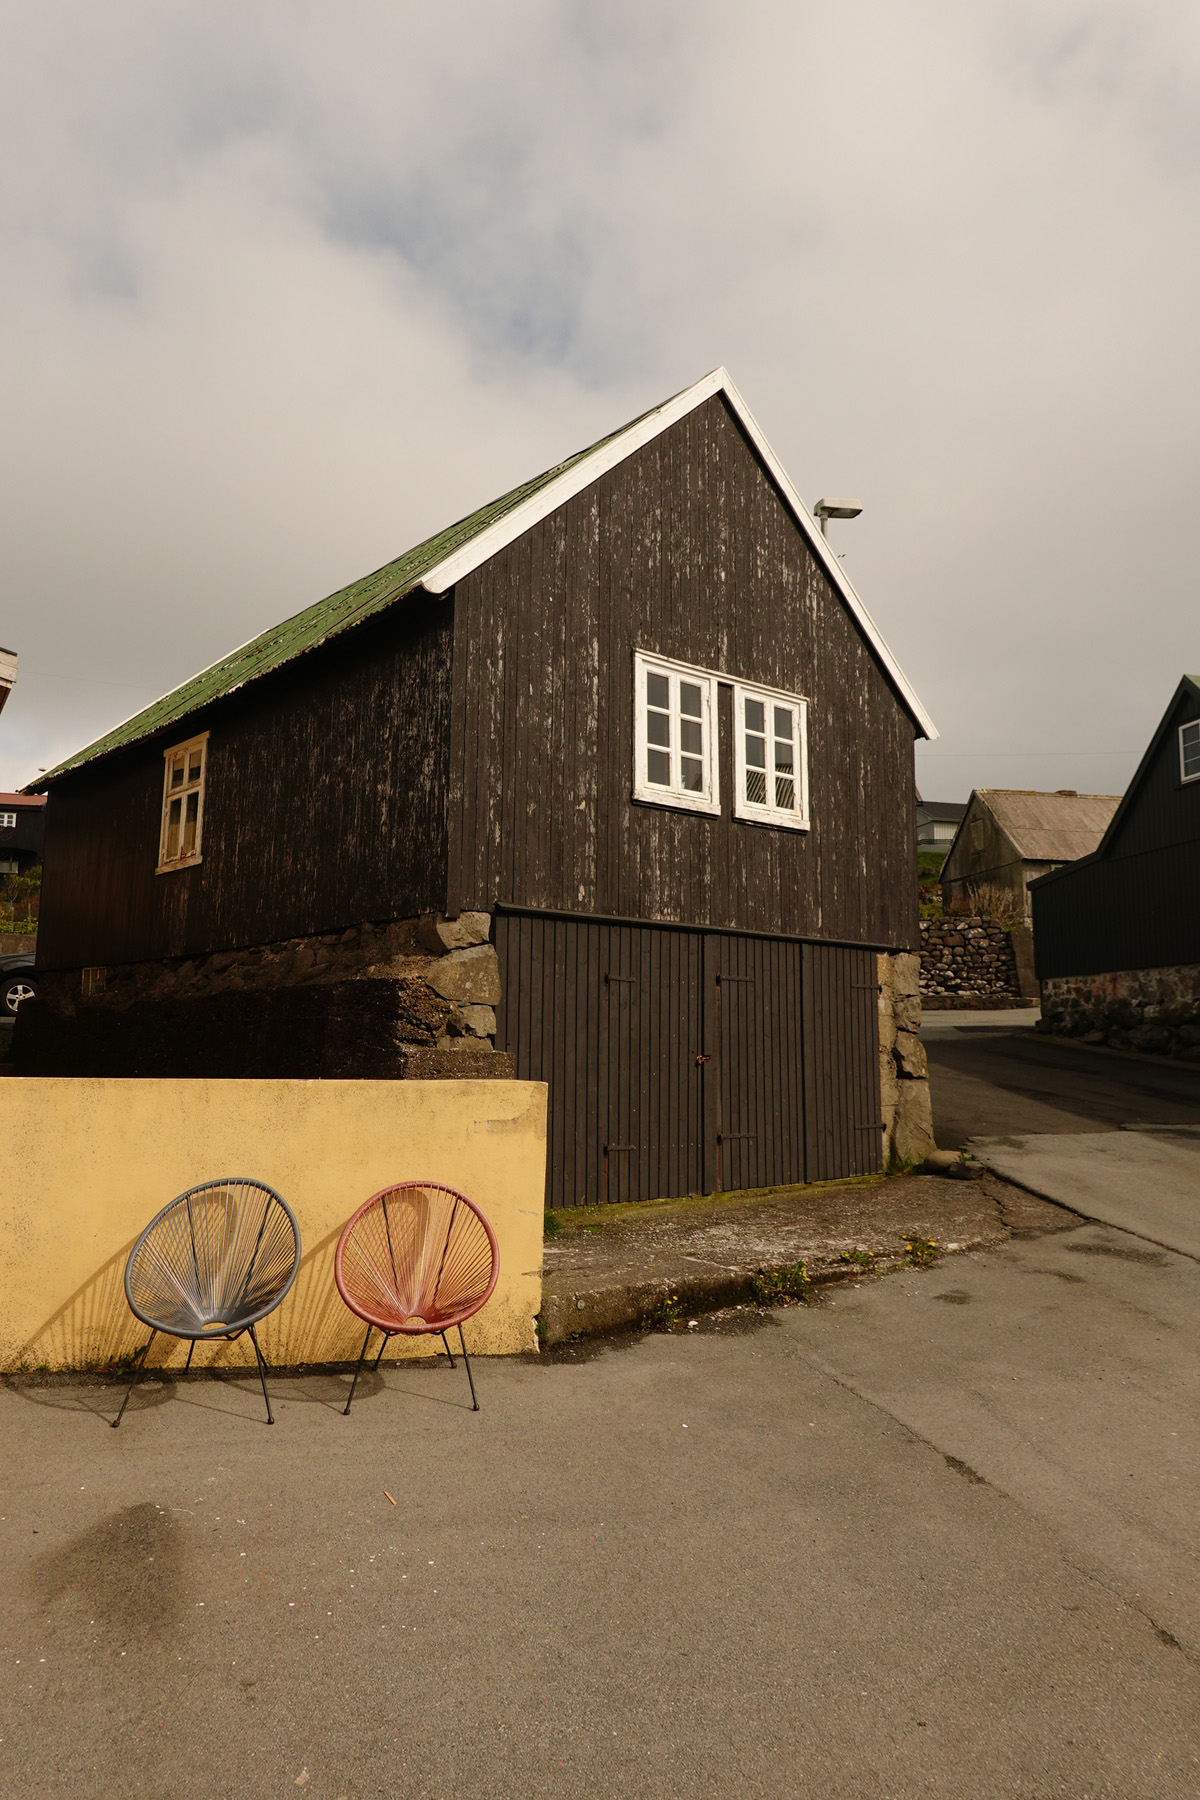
[31,368,935,787]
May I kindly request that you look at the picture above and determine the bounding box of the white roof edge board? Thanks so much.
[418,367,938,742]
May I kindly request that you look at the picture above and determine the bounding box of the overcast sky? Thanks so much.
[1,1,1197,800]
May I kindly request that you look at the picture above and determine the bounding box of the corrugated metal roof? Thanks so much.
[976,789,1121,862]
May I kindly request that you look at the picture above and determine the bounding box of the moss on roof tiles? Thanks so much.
[37,407,646,785]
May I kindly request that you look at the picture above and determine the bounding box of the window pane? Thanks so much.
[166,796,182,860]
[774,706,792,740]
[680,718,702,756]
[679,682,703,718]
[774,739,794,774]
[647,711,670,747]
[647,672,670,710]
[170,758,185,789]
[1184,721,1200,779]
[775,776,796,810]
[187,752,203,783]
[745,735,766,768]
[182,791,199,856]
[746,769,767,805]
[745,698,765,734]
[647,749,671,786]
[680,756,704,792]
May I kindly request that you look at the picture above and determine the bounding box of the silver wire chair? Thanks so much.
[114,1177,301,1426]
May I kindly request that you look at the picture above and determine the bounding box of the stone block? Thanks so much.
[893,1029,927,1080]
[891,951,921,998]
[425,945,502,1005]
[446,1004,497,1039]
[893,994,922,1033]
[418,912,493,954]
[400,1047,516,1081]
[891,1079,935,1165]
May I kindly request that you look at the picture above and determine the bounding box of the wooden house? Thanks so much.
[939,788,1120,922]
[1032,676,1200,1055]
[0,793,45,877]
[20,370,937,1204]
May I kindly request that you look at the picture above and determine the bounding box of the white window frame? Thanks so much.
[157,732,209,873]
[633,653,720,816]
[1180,719,1200,784]
[731,681,810,831]
[0,811,15,830]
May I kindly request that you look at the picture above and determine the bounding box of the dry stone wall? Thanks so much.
[919,918,1024,1008]
[877,950,936,1166]
[14,913,512,1079]
[1040,964,1200,1060]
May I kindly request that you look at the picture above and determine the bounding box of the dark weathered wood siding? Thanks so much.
[37,600,453,970]
[1033,683,1200,978]
[447,393,918,948]
[495,909,881,1207]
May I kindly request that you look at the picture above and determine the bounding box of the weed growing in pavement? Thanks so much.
[543,1212,561,1239]
[902,1234,939,1267]
[646,1292,683,1330]
[751,1261,813,1306]
[840,1246,875,1268]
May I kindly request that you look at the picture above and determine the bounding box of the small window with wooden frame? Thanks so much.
[1180,719,1200,784]
[157,733,208,872]
[732,682,809,830]
[633,653,720,815]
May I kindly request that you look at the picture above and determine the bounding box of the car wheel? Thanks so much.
[2,976,36,1015]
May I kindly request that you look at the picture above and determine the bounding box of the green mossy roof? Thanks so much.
[38,410,644,784]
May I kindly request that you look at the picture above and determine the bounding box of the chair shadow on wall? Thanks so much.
[13,1222,446,1421]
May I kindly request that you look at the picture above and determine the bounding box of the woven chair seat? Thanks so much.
[334,1181,499,1413]
[126,1178,301,1340]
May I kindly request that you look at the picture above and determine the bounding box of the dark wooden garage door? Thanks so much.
[494,910,882,1208]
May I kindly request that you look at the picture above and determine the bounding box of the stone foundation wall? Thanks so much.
[14,913,513,1079]
[918,918,1026,1008]
[878,951,935,1166]
[1039,964,1200,1060]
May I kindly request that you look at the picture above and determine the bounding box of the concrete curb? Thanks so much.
[539,1245,953,1347]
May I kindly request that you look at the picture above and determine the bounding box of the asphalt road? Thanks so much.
[923,1018,1200,1147]
[3,1214,1199,1800]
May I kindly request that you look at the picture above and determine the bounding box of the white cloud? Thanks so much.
[1,0,1197,796]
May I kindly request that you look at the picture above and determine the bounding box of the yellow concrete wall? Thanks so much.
[0,1079,547,1373]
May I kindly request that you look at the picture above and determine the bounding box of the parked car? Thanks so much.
[0,951,36,1015]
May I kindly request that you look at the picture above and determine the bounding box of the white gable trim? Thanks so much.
[418,367,938,741]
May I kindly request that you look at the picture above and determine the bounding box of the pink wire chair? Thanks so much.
[334,1182,499,1415]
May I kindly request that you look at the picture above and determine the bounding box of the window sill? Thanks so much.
[156,855,203,875]
[732,808,811,833]
[631,787,721,818]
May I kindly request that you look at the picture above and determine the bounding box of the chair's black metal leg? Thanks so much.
[248,1325,274,1426]
[440,1331,456,1368]
[112,1331,157,1428]
[458,1325,479,1412]
[344,1324,373,1417]
[372,1332,391,1372]
[184,1340,196,1373]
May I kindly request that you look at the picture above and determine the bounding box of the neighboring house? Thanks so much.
[939,788,1120,921]
[20,368,938,1202]
[0,792,45,876]
[0,648,16,718]
[916,799,964,851]
[1032,676,1200,1055]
